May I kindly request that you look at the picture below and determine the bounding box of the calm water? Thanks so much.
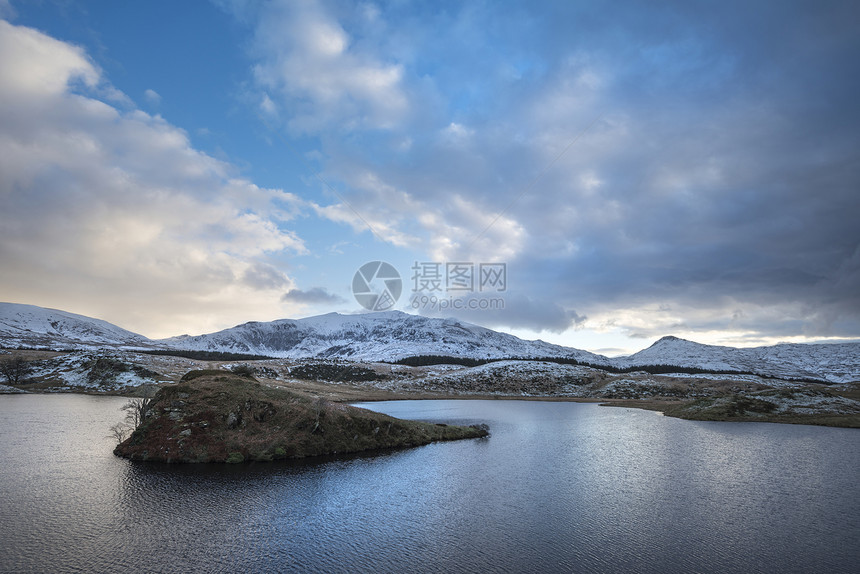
[0,395,858,573]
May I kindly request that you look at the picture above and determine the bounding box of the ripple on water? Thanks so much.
[1,396,858,573]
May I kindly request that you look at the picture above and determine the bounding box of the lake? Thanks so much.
[0,395,857,573]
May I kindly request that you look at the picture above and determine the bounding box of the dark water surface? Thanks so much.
[0,395,857,573]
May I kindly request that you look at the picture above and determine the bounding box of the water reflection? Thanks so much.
[1,395,858,573]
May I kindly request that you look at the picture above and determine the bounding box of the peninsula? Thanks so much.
[113,370,489,463]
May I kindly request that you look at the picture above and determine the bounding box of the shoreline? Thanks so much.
[6,384,859,428]
[112,373,489,463]
[236,378,860,428]
[4,348,858,428]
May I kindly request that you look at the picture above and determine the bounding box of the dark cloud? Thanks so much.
[284,0,860,340]
[242,263,290,291]
[411,291,586,334]
[282,287,345,305]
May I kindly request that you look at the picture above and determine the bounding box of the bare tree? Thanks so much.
[109,422,130,443]
[0,356,31,385]
[122,396,151,428]
[111,387,156,445]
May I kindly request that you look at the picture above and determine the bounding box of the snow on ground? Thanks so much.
[406,363,468,374]
[587,377,696,400]
[5,348,859,420]
[660,372,767,382]
[28,351,163,391]
[659,372,807,389]
[754,390,860,415]
[0,383,27,393]
[392,360,603,397]
[4,303,860,384]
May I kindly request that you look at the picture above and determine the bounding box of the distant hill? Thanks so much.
[1,302,858,383]
[616,335,860,383]
[0,302,152,350]
[157,310,610,365]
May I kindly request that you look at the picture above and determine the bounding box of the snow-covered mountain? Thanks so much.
[158,311,611,365]
[615,335,860,383]
[2,303,858,383]
[0,302,152,350]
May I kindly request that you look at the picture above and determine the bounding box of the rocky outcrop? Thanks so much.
[113,371,488,463]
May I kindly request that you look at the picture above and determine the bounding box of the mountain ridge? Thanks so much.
[157,309,610,365]
[1,302,858,383]
[0,302,151,350]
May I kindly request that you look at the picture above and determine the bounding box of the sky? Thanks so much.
[1,0,859,355]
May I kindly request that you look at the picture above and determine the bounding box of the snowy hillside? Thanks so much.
[0,303,152,350]
[2,303,858,383]
[615,336,860,383]
[159,311,610,364]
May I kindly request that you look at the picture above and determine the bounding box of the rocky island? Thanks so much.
[113,370,489,463]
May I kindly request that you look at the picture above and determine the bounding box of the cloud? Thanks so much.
[0,20,98,99]
[0,20,309,337]
[282,287,345,305]
[225,1,860,342]
[233,0,407,133]
[411,291,585,334]
[143,88,161,105]
[307,168,526,262]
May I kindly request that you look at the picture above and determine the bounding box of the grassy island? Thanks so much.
[113,370,489,463]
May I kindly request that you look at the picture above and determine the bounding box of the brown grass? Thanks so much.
[113,372,488,463]
[601,397,860,428]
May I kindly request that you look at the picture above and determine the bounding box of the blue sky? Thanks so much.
[1,0,858,354]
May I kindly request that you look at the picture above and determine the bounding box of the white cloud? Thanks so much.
[0,21,309,337]
[143,88,161,105]
[441,122,474,145]
[259,92,278,119]
[0,20,98,99]
[308,166,526,264]
[245,0,408,133]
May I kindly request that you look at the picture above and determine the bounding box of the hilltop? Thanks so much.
[0,302,150,350]
[157,310,610,365]
[3,302,859,383]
